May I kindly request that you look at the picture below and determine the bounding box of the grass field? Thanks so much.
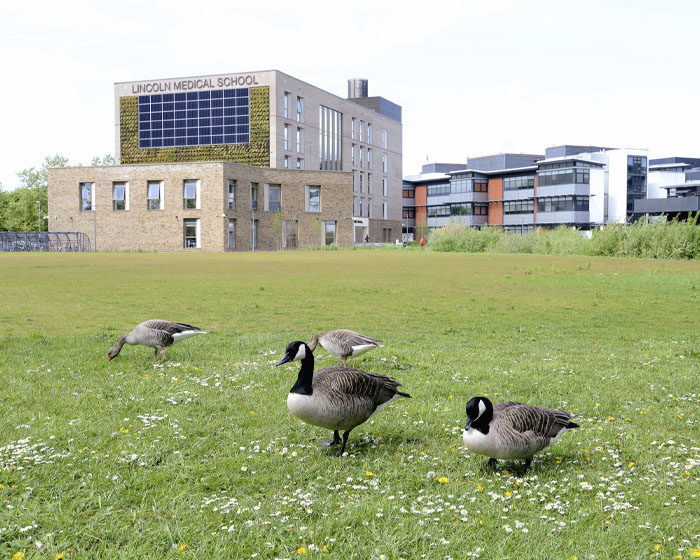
[0,250,699,559]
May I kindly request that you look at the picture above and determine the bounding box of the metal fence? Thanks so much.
[0,232,92,252]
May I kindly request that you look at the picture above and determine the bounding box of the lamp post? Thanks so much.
[36,200,41,232]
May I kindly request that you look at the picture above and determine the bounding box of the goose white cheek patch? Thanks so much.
[475,400,486,420]
[294,345,307,361]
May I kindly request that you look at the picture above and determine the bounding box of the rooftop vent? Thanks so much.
[348,78,368,98]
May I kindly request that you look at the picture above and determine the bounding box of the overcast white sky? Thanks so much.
[0,0,698,189]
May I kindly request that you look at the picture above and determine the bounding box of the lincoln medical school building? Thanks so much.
[48,71,402,251]
[402,145,650,238]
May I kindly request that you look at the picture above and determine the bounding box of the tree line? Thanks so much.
[0,154,114,231]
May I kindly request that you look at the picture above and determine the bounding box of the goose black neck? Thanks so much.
[290,351,314,396]
[471,400,493,434]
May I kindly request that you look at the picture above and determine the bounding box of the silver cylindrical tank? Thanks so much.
[348,78,368,98]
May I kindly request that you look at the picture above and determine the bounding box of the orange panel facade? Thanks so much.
[488,177,503,227]
[415,184,427,225]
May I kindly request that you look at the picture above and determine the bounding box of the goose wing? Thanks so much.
[324,330,381,354]
[139,320,202,334]
[314,367,405,406]
[496,403,573,438]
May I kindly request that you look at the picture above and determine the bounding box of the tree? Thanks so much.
[91,154,115,166]
[0,155,69,231]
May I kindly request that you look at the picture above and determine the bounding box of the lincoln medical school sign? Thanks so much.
[130,74,260,94]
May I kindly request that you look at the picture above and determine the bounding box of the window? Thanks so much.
[503,200,534,214]
[137,88,250,148]
[80,182,93,211]
[228,219,236,249]
[475,181,487,192]
[283,219,298,248]
[319,105,342,171]
[427,183,451,197]
[382,201,388,220]
[360,172,364,193]
[296,96,303,122]
[381,129,387,149]
[403,208,415,219]
[148,181,163,210]
[113,182,127,211]
[251,219,258,249]
[368,173,372,194]
[284,124,289,150]
[367,149,372,169]
[503,175,535,191]
[352,118,356,140]
[183,218,199,248]
[382,153,388,173]
[359,120,364,142]
[296,127,303,153]
[267,184,281,211]
[284,156,289,169]
[382,177,388,197]
[367,124,372,144]
[427,204,450,218]
[183,179,198,209]
[475,204,488,215]
[360,146,363,168]
[359,198,363,217]
[352,144,356,166]
[228,179,236,210]
[403,188,415,198]
[296,158,303,169]
[307,185,320,212]
[537,196,589,213]
[250,183,258,211]
[368,198,372,218]
[324,220,336,245]
[283,92,290,119]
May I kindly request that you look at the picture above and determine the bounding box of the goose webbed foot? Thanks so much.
[519,458,532,476]
[484,457,498,469]
[336,431,350,457]
[319,431,341,447]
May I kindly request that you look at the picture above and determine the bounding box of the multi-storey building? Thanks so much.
[403,145,650,237]
[635,157,700,219]
[49,71,402,251]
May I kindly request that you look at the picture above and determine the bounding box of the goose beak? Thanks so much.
[107,356,112,362]
[275,353,292,366]
[465,419,472,430]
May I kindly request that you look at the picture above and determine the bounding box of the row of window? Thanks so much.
[319,105,342,171]
[283,125,304,153]
[537,195,589,213]
[503,200,535,214]
[351,117,388,149]
[427,203,488,217]
[184,217,337,250]
[428,181,488,197]
[537,169,590,186]
[351,145,382,170]
[539,161,598,170]
[353,197,389,219]
[354,173,389,196]
[79,180,322,213]
[283,92,304,122]
[503,175,535,191]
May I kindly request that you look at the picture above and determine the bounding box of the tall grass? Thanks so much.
[429,215,700,259]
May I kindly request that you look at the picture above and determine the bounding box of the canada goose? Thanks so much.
[275,341,410,457]
[107,320,205,361]
[308,329,383,366]
[462,396,579,473]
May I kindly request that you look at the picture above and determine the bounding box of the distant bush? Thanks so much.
[428,215,700,260]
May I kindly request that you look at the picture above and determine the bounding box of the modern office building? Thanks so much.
[635,157,700,219]
[49,71,402,250]
[403,145,650,237]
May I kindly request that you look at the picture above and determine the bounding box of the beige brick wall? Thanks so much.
[48,162,354,251]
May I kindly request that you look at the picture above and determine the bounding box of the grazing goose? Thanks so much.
[107,320,205,361]
[275,340,410,457]
[462,396,579,473]
[308,329,383,366]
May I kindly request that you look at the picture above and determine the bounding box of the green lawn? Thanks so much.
[0,250,699,559]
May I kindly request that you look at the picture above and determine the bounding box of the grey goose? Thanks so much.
[275,341,410,457]
[462,396,579,473]
[308,329,383,367]
[107,320,206,361]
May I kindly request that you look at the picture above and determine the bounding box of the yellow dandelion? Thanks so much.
[569,557,578,560]
[505,491,512,498]
[594,403,600,408]
[628,462,635,468]
[297,546,308,554]
[322,545,329,553]
[54,555,65,560]
[435,476,449,483]
[13,553,24,560]
[178,544,186,551]
[690,549,700,558]
[652,545,660,552]
[365,471,373,477]
[476,484,483,492]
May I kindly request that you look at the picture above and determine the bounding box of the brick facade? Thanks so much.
[48,162,353,251]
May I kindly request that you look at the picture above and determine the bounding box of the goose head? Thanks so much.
[465,396,493,431]
[107,335,127,361]
[275,341,311,366]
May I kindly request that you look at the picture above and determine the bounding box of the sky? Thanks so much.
[1,0,698,190]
